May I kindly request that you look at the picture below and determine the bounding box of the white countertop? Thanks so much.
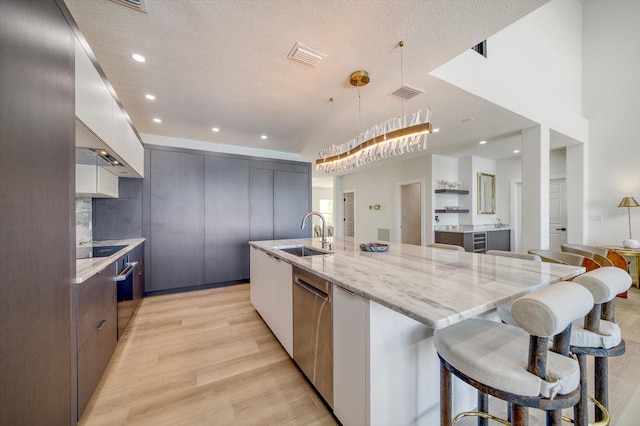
[434,225,511,233]
[250,237,583,329]
[75,238,145,284]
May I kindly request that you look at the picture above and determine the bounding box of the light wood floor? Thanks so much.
[79,284,336,426]
[80,284,640,426]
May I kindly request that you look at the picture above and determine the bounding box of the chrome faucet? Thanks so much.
[300,211,331,250]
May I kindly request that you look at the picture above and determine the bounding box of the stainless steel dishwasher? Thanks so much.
[292,266,333,407]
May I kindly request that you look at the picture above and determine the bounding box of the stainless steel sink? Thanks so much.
[276,245,331,257]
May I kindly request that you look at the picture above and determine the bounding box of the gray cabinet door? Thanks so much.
[274,170,312,239]
[250,168,274,241]
[204,156,250,283]
[149,150,205,291]
[487,229,511,252]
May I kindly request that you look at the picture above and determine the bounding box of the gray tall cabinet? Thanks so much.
[143,146,311,294]
[1,0,74,423]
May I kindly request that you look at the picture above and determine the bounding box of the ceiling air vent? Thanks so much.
[391,84,425,100]
[287,42,327,67]
[109,0,147,13]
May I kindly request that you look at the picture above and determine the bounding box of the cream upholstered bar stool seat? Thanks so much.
[427,243,465,252]
[486,250,542,262]
[569,267,631,425]
[435,282,594,426]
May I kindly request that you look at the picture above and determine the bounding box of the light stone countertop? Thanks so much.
[250,237,583,329]
[75,238,145,284]
[434,225,511,233]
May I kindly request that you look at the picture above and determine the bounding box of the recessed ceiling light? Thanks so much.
[212,127,220,132]
[261,135,268,140]
[153,118,161,123]
[131,54,146,63]
[513,149,520,154]
[432,128,440,133]
[479,140,487,145]
[145,94,155,100]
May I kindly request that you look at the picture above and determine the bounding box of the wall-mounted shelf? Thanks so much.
[435,209,469,214]
[435,189,469,194]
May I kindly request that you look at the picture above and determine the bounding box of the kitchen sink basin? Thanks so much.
[276,245,331,257]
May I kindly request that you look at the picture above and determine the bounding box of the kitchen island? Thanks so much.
[249,237,583,426]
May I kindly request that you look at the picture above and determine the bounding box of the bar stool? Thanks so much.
[569,267,631,425]
[486,250,542,262]
[435,282,594,426]
[427,243,465,252]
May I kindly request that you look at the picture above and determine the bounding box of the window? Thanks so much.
[319,199,333,226]
[471,40,487,58]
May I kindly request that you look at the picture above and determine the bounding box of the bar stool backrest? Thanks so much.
[561,244,614,267]
[486,250,541,262]
[427,243,465,252]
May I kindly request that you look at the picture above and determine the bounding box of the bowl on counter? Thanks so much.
[359,243,389,252]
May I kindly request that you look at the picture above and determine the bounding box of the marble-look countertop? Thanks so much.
[434,225,511,233]
[75,238,145,284]
[250,237,583,329]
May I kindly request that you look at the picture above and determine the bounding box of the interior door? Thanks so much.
[548,179,567,251]
[400,183,421,245]
[344,192,355,237]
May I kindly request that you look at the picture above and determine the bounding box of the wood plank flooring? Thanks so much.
[80,284,640,426]
[79,284,336,426]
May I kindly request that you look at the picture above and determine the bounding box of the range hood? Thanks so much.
[75,119,138,178]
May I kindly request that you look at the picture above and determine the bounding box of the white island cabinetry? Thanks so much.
[333,284,367,426]
[249,237,583,426]
[249,246,293,356]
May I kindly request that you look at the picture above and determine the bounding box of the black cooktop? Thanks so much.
[76,245,126,259]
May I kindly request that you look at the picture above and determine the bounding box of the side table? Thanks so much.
[599,245,640,288]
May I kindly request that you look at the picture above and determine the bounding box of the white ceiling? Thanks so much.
[64,0,548,172]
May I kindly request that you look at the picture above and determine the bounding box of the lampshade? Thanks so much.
[618,197,640,208]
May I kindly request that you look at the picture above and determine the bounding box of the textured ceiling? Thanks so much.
[64,0,547,166]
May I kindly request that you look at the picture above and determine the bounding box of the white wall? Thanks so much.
[488,0,583,113]
[340,156,430,243]
[582,0,640,247]
[430,0,588,144]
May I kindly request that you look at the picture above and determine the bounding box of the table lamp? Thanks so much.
[619,196,640,248]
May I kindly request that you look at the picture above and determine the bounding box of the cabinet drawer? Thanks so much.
[77,308,117,418]
[77,264,116,347]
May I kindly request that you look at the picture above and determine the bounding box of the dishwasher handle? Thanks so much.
[294,276,328,301]
[116,261,139,281]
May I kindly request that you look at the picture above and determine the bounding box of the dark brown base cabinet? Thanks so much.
[75,263,117,420]
[434,229,511,253]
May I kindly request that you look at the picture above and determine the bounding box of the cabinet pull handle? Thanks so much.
[96,319,107,331]
[336,285,355,296]
[294,276,328,301]
[116,262,139,281]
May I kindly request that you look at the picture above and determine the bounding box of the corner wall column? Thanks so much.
[522,125,550,251]
[566,143,587,244]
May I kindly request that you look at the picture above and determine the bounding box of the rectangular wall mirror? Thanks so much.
[477,172,496,214]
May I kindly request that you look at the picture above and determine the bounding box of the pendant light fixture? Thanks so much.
[316,42,432,174]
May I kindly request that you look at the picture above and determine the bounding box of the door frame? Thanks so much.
[342,189,356,239]
[395,179,425,245]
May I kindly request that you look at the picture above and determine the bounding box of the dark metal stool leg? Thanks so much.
[441,362,452,426]
[477,391,488,426]
[511,404,528,426]
[594,356,608,423]
[547,409,563,425]
[574,353,588,426]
